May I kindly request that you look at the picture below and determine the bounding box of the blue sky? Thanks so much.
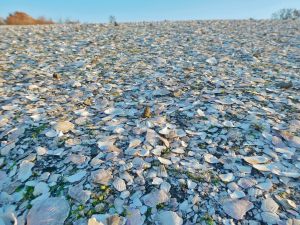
[1,0,300,22]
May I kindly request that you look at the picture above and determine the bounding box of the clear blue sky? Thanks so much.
[1,0,300,22]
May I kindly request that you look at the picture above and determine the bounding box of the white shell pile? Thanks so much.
[0,20,299,224]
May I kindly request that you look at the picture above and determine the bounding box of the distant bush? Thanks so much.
[271,8,300,20]
[109,15,118,26]
[5,11,54,25]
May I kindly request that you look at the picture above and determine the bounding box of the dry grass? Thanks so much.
[4,12,54,25]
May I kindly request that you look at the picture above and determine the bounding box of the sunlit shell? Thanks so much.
[158,157,172,165]
[243,156,269,165]
[113,177,126,192]
[204,153,219,164]
[45,129,57,138]
[219,173,235,182]
[54,121,75,133]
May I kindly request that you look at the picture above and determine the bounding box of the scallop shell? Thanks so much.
[204,153,219,164]
[113,177,126,192]
[158,157,172,165]
[54,121,75,133]
[219,173,235,182]
[45,129,57,138]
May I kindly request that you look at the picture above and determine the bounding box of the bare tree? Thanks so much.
[109,15,118,26]
[272,8,300,20]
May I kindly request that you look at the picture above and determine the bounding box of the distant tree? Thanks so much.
[64,18,80,24]
[5,11,54,25]
[109,15,118,26]
[271,8,300,20]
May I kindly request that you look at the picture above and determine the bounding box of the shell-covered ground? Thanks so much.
[0,20,300,225]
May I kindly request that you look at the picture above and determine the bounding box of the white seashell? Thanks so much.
[159,127,171,135]
[252,163,271,172]
[243,156,269,164]
[54,121,75,133]
[152,177,164,185]
[204,153,219,164]
[223,120,235,127]
[74,109,90,117]
[157,211,183,225]
[219,173,235,182]
[88,218,103,225]
[91,214,125,225]
[113,177,126,192]
[206,57,218,65]
[158,157,172,165]
[196,109,205,117]
[91,169,113,185]
[171,148,185,154]
[45,130,57,138]
[36,146,47,156]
